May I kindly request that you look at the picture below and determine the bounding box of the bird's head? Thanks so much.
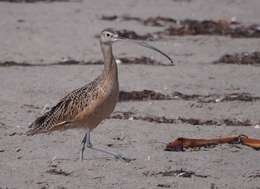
[99,28,174,64]
[100,28,120,44]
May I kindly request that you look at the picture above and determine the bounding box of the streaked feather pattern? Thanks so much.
[26,76,102,135]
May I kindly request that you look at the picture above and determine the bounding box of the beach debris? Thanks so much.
[119,57,172,66]
[46,168,72,176]
[9,132,17,136]
[144,169,208,178]
[157,184,171,188]
[213,51,260,65]
[110,111,254,127]
[158,20,260,38]
[247,170,260,179]
[119,90,260,102]
[0,56,168,67]
[101,15,177,27]
[165,135,260,151]
[116,29,155,40]
[101,15,260,38]
[119,90,173,102]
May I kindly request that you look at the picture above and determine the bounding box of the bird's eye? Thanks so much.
[106,33,110,37]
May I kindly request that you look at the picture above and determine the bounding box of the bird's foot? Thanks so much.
[86,142,93,148]
[113,154,134,163]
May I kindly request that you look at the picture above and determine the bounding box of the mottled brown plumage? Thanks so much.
[27,30,119,136]
[27,76,104,135]
[27,28,173,161]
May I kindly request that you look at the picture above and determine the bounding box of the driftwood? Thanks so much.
[165,135,260,151]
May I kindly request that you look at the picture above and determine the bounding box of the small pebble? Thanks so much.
[215,98,222,103]
[128,117,134,121]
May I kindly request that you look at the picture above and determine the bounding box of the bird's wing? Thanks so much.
[26,77,101,135]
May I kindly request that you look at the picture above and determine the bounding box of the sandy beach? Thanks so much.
[0,0,260,188]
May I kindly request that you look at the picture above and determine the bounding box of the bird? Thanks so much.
[26,28,174,161]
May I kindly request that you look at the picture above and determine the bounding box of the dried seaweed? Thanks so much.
[0,57,168,67]
[101,15,260,38]
[101,15,177,27]
[144,169,208,178]
[119,57,172,66]
[222,119,252,126]
[110,111,177,124]
[116,29,155,40]
[157,169,208,178]
[9,132,17,136]
[0,61,32,67]
[119,90,173,102]
[213,92,260,102]
[213,52,260,65]
[21,104,41,109]
[110,111,255,127]
[157,184,171,188]
[248,174,260,178]
[101,15,118,21]
[119,90,260,103]
[46,168,72,176]
[52,60,102,66]
[158,20,260,38]
[0,60,90,67]
[178,117,218,126]
[179,117,252,126]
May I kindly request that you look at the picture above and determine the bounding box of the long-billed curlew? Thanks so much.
[27,28,173,161]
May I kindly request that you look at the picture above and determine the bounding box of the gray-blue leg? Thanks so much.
[81,128,92,161]
[80,128,132,162]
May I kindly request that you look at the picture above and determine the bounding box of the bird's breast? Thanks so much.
[76,76,119,129]
[96,77,119,116]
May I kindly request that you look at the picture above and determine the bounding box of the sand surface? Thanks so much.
[0,0,260,188]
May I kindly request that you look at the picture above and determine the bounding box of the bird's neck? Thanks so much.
[100,42,118,78]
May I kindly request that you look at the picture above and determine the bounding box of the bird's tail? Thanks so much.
[26,113,50,136]
[26,117,71,136]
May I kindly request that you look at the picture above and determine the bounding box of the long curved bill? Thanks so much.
[116,37,174,65]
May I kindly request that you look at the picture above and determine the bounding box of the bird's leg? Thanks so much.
[80,128,132,162]
[81,128,92,161]
[86,127,93,148]
[81,135,86,161]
